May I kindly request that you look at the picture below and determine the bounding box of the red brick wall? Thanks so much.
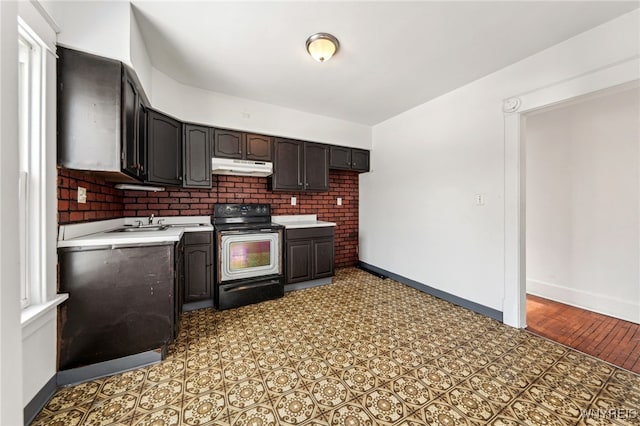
[58,168,124,224]
[58,169,359,267]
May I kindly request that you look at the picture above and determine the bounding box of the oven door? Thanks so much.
[218,230,282,282]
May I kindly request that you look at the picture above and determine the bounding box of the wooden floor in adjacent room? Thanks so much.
[526,294,640,374]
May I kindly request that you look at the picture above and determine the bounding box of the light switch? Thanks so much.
[291,197,297,206]
[474,194,485,206]
[78,187,87,204]
[337,197,342,206]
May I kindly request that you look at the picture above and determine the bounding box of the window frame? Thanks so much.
[17,18,45,310]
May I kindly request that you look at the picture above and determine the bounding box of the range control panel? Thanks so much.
[214,203,271,218]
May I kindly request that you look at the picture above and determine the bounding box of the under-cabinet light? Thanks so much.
[114,184,165,192]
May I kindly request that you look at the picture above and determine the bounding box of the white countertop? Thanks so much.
[57,216,213,248]
[272,214,336,229]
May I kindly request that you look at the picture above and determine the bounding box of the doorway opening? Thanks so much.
[522,86,640,373]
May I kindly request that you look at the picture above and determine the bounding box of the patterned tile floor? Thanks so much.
[33,268,640,425]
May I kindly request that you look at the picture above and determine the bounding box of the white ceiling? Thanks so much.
[132,1,638,125]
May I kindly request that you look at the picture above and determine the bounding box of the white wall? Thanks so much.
[151,68,371,149]
[129,8,152,98]
[361,10,640,314]
[0,0,23,424]
[526,88,640,323]
[41,0,130,64]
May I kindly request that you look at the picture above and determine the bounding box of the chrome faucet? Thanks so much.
[148,214,154,225]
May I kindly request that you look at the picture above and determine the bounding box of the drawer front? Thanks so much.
[184,231,212,245]
[286,227,334,240]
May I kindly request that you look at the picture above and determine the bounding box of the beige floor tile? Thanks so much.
[83,393,138,426]
[181,390,227,425]
[131,407,180,426]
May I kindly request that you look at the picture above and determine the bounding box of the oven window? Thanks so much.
[229,240,271,270]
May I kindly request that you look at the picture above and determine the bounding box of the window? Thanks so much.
[18,19,44,309]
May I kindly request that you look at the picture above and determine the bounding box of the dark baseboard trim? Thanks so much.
[358,261,503,322]
[57,350,162,387]
[24,374,56,426]
[285,277,333,292]
[183,299,214,312]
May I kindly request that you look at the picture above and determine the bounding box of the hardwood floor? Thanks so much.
[526,294,640,374]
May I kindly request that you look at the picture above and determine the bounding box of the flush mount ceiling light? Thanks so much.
[306,33,339,62]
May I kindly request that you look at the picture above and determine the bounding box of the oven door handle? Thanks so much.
[222,280,280,293]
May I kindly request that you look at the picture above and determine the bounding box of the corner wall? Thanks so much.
[360,10,640,315]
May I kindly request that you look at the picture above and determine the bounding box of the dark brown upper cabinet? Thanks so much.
[304,142,329,191]
[183,124,211,188]
[272,138,329,192]
[121,69,146,179]
[245,134,272,161]
[57,47,149,183]
[213,129,243,159]
[213,130,273,162]
[147,109,183,186]
[329,146,370,172]
[272,138,304,191]
[351,149,370,172]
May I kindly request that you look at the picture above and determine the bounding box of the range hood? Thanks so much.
[211,157,273,177]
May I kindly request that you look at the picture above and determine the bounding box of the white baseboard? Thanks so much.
[526,278,639,324]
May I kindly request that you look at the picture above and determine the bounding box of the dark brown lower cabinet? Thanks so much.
[174,238,184,339]
[286,239,312,283]
[58,243,179,371]
[285,227,335,284]
[313,238,335,278]
[183,231,213,303]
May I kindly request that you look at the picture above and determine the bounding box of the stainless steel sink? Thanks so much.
[109,225,170,233]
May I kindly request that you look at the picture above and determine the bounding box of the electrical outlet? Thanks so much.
[337,197,342,206]
[474,194,485,206]
[291,196,297,206]
[77,187,87,204]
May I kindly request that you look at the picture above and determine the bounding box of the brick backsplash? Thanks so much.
[58,168,125,224]
[58,168,359,268]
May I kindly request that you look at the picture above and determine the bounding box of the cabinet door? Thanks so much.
[183,124,212,188]
[246,134,273,161]
[286,239,312,284]
[304,143,330,191]
[137,105,147,179]
[184,244,212,303]
[213,129,243,159]
[351,149,370,172]
[147,109,183,185]
[312,238,335,279]
[329,146,352,170]
[121,70,140,177]
[272,138,304,191]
